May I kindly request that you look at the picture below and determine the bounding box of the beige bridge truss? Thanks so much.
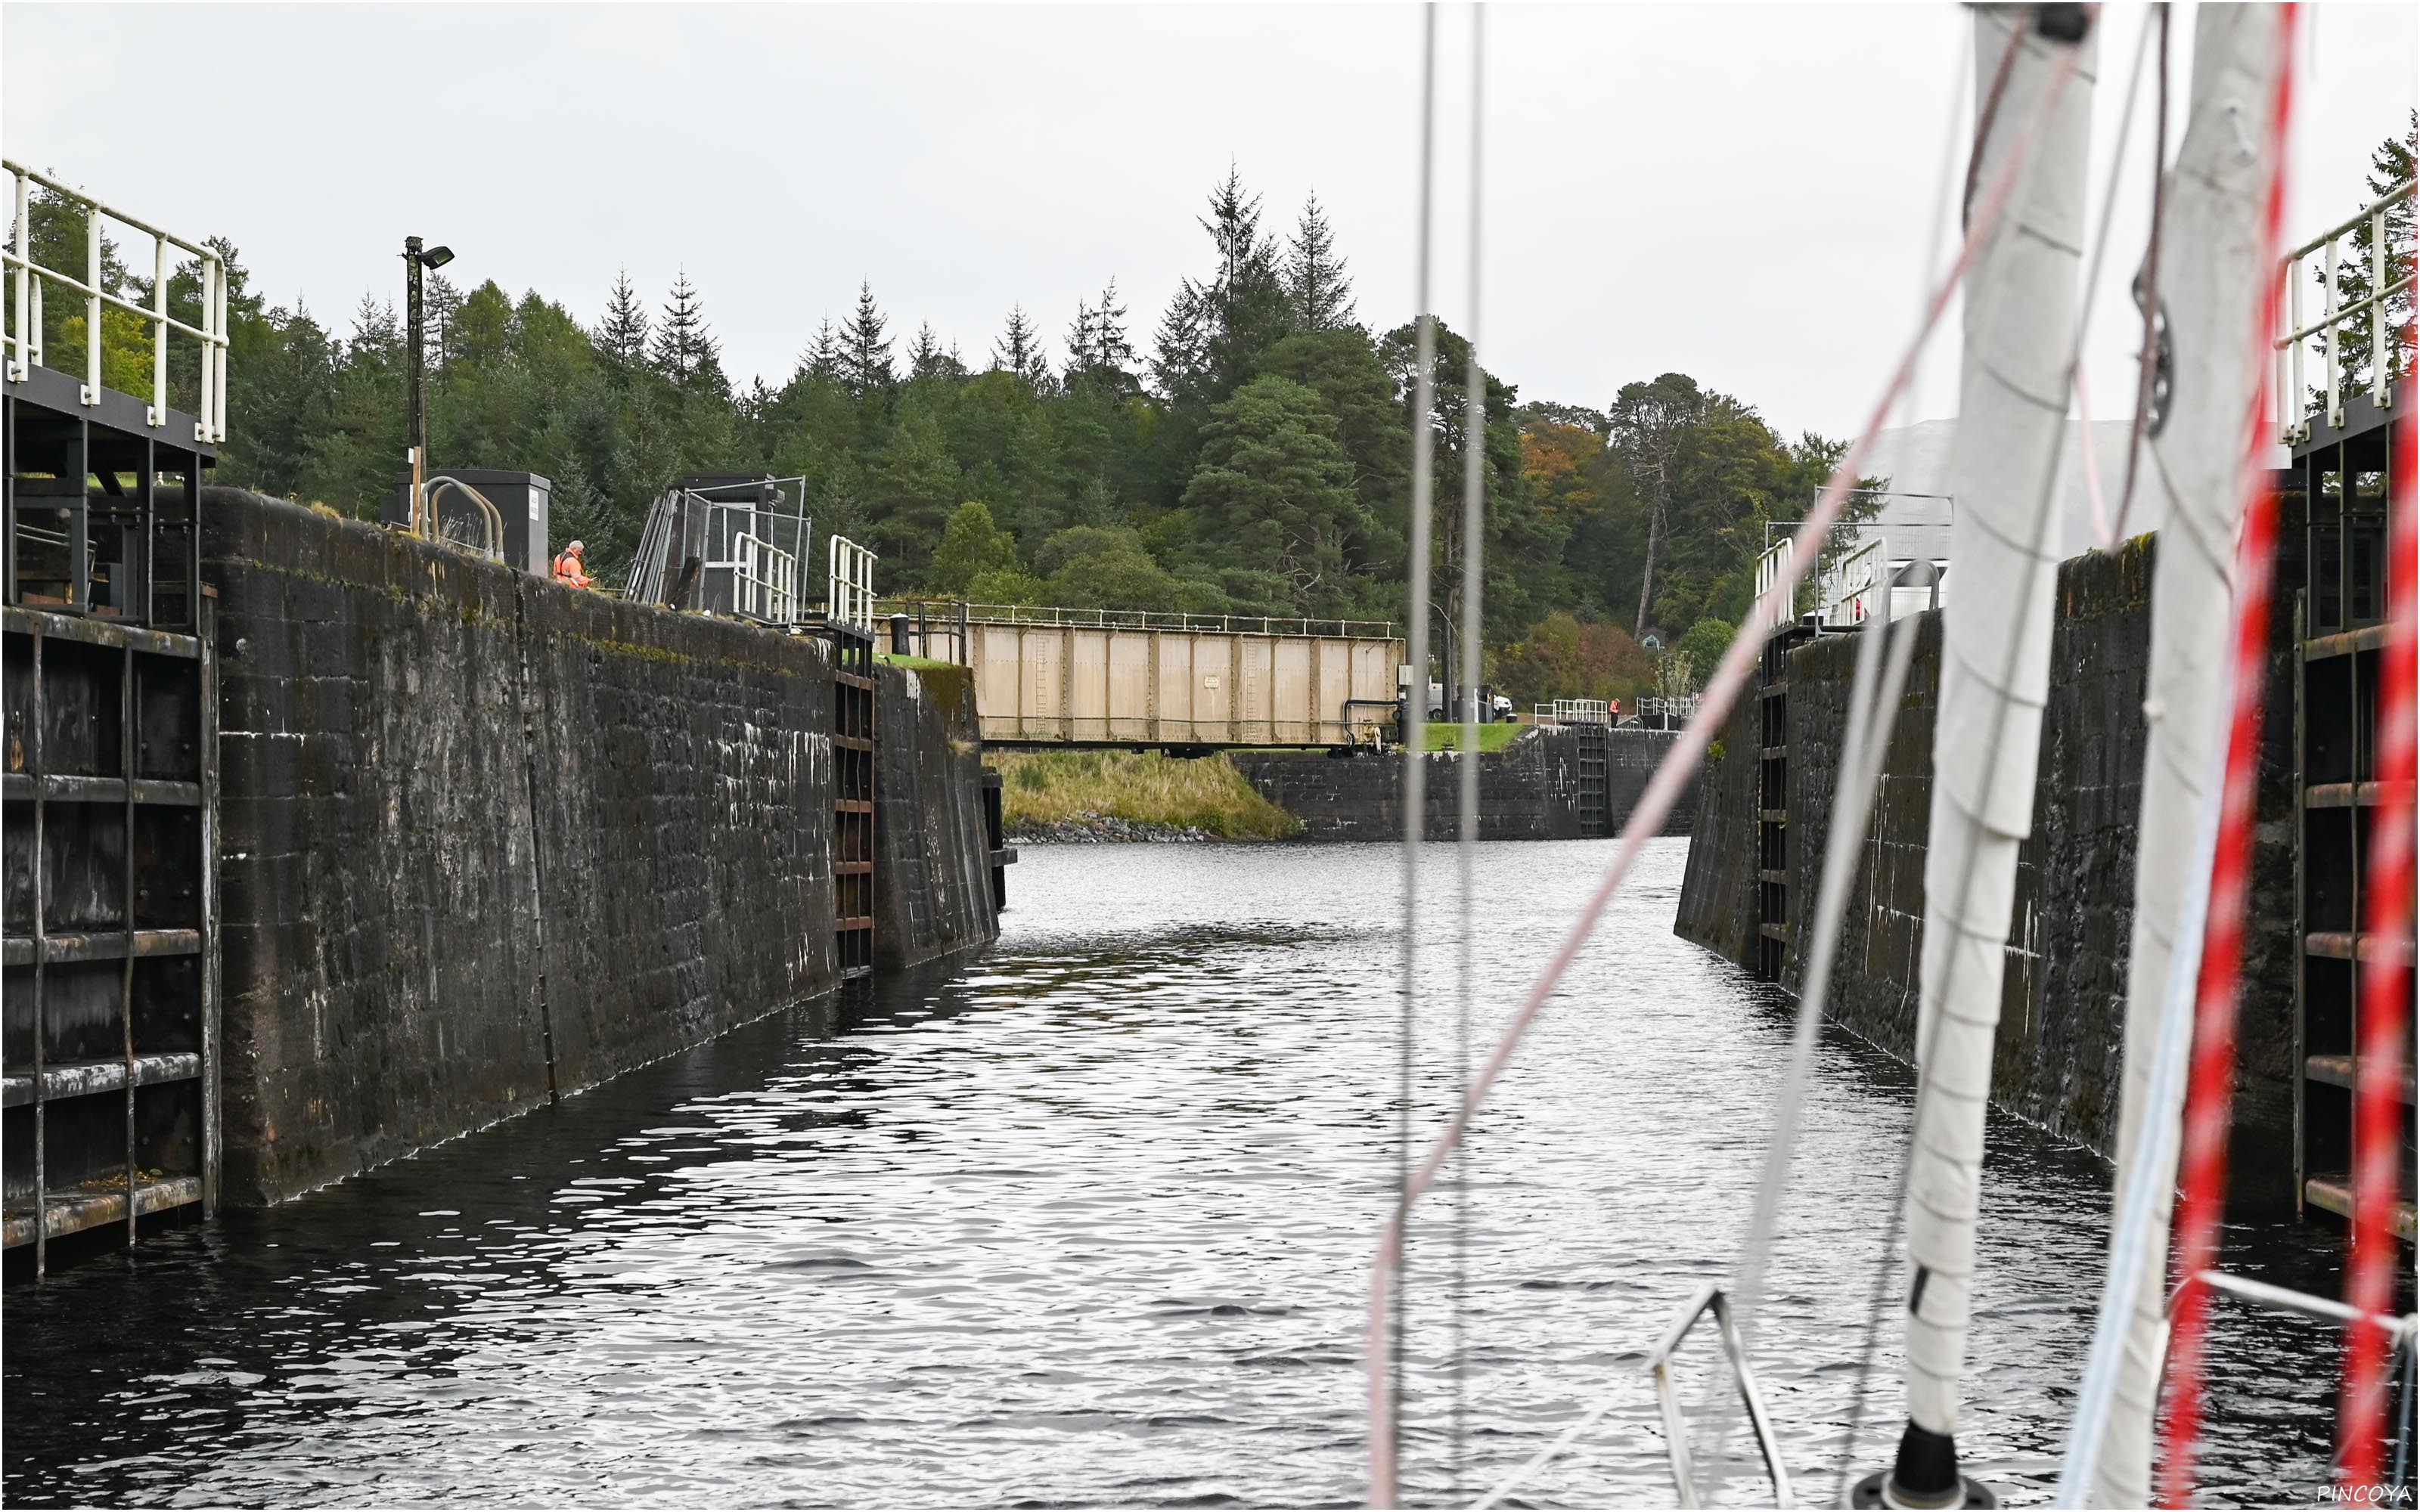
[886,603,1406,749]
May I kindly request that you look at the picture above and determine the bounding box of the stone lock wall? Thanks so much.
[1674,534,2302,1201]
[872,662,996,970]
[1672,692,1763,969]
[202,490,996,1205]
[1230,724,1699,842]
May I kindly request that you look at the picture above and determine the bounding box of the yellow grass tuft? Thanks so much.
[991,749,1302,839]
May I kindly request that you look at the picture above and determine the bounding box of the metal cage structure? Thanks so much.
[4,166,223,1270]
[623,475,811,625]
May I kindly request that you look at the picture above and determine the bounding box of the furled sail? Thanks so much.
[1885,7,2096,1505]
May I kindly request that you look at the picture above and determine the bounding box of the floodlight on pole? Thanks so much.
[403,235,454,535]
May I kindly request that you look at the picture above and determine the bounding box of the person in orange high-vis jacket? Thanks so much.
[552,541,593,589]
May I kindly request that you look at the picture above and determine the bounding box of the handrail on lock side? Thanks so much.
[1471,1283,1792,1510]
[420,474,505,562]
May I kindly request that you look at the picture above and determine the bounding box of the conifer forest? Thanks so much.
[20,168,1925,705]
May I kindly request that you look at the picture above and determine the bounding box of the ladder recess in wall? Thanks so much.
[4,352,224,1274]
[832,627,876,981]
[1753,624,1815,984]
[2291,388,2415,1244]
[1575,723,1609,838]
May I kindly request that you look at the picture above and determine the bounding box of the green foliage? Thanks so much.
[931,501,1019,594]
[1035,525,1184,611]
[965,565,1048,606]
[1492,611,1656,708]
[1675,618,1736,686]
[1181,374,1365,614]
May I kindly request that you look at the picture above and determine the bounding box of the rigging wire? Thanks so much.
[1688,17,1996,1434]
[1905,16,1981,439]
[1379,5,1439,1499]
[2071,5,2161,552]
[2052,12,2298,1500]
[1451,5,1488,1498]
[1699,563,1927,1506]
[1379,22,2081,1507]
[2111,3,2173,541]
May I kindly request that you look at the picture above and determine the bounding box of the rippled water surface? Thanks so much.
[4,841,2350,1506]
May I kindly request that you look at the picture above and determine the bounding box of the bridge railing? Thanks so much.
[3,160,228,442]
[876,597,972,663]
[941,600,1401,640]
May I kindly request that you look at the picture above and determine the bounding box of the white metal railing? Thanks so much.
[1754,539,1795,631]
[1531,699,1613,727]
[1824,536,1888,625]
[1637,694,1702,723]
[2276,175,2414,442]
[828,534,876,634]
[955,602,1401,640]
[2,160,228,442]
[734,532,798,625]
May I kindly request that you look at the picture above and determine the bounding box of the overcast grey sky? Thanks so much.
[5,3,2412,442]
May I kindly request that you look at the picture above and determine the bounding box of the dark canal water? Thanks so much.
[4,840,2349,1506]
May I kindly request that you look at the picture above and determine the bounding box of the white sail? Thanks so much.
[2093,9,2287,1505]
[1892,6,2095,1501]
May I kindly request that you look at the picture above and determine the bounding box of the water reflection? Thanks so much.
[3,841,2347,1507]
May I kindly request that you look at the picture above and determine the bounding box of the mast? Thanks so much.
[1873,8,2095,1506]
[2093,9,2287,1505]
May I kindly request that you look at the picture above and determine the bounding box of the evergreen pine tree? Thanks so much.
[650,269,721,389]
[908,322,957,382]
[1151,284,1208,401]
[805,318,843,381]
[992,305,1050,389]
[841,280,894,395]
[1284,194,1356,333]
[597,268,650,375]
[1067,279,1135,387]
[426,274,464,366]
[1065,298,1098,380]
[1174,169,1290,402]
[1092,279,1134,371]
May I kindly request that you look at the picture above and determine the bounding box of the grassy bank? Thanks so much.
[992,749,1302,839]
[1422,721,1526,752]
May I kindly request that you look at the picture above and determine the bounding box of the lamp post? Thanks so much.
[403,235,455,535]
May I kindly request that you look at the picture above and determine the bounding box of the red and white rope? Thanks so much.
[2146,12,2301,1501]
[2335,345,2415,1500]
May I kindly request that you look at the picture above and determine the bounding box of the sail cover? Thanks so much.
[1899,2,2096,1482]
